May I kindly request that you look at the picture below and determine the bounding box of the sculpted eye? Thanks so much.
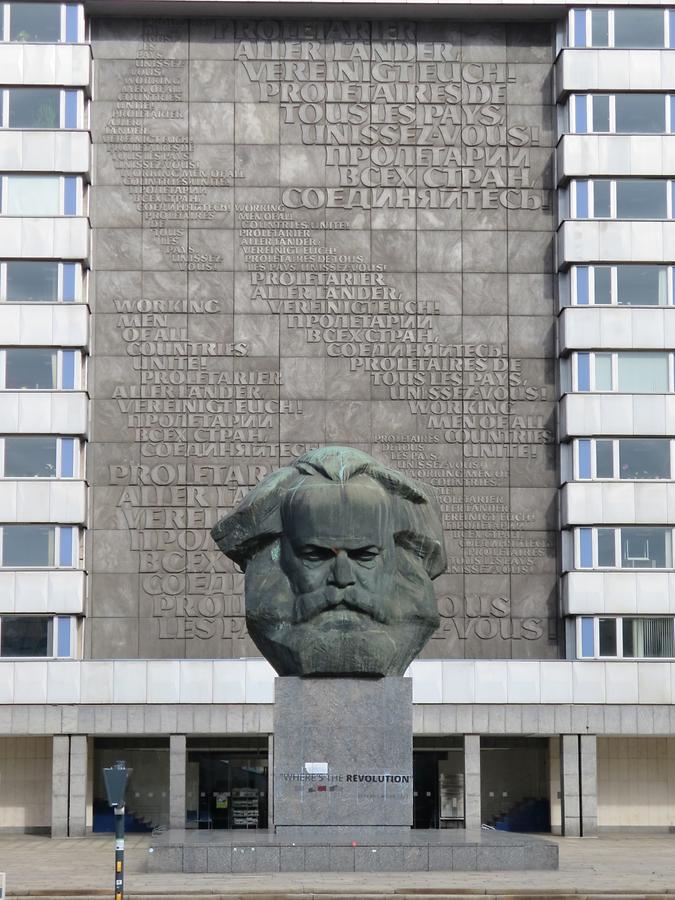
[349,547,380,563]
[299,545,333,562]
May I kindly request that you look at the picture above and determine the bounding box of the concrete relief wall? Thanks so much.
[88,17,558,661]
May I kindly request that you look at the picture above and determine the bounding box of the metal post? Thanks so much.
[114,806,125,900]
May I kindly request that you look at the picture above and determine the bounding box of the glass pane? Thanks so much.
[581,617,595,656]
[573,9,587,47]
[593,180,612,217]
[9,3,61,42]
[575,266,589,304]
[4,437,57,477]
[61,350,75,389]
[60,438,74,477]
[577,353,591,391]
[65,4,79,42]
[0,616,50,657]
[6,176,60,216]
[596,441,614,477]
[671,11,675,49]
[592,95,610,132]
[591,9,609,46]
[594,267,611,304]
[579,528,593,567]
[621,527,671,568]
[8,88,60,128]
[63,177,77,216]
[575,180,589,217]
[64,91,77,128]
[594,354,613,391]
[6,261,58,301]
[59,527,73,567]
[616,179,667,219]
[598,618,617,656]
[616,265,667,306]
[57,616,71,657]
[574,95,588,133]
[598,528,616,566]
[6,349,56,389]
[62,263,77,301]
[623,617,674,658]
[2,525,54,567]
[615,94,665,134]
[617,352,669,392]
[614,9,664,48]
[578,439,592,478]
[619,439,670,479]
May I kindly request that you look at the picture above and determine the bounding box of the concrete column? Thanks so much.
[580,734,598,836]
[51,736,69,838]
[169,734,186,830]
[560,734,580,837]
[68,735,87,837]
[463,734,481,830]
[267,733,274,828]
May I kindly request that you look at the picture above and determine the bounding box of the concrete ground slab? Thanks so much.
[1,834,675,897]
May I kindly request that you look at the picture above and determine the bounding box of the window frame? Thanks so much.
[0,348,82,391]
[0,613,77,659]
[1,174,83,217]
[0,436,81,479]
[575,526,674,569]
[0,524,78,569]
[574,438,675,481]
[0,260,84,303]
[571,264,673,306]
[2,3,84,44]
[571,178,674,220]
[573,351,675,393]
[576,615,675,660]
[568,8,673,49]
[1,87,83,130]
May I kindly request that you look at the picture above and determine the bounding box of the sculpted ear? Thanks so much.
[210,466,299,571]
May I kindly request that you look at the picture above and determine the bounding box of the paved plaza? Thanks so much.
[0,833,675,898]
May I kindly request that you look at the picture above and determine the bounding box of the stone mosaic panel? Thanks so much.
[88,17,558,660]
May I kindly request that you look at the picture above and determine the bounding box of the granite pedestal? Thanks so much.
[274,677,412,839]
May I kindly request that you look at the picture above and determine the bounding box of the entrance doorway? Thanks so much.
[186,738,268,830]
[480,737,550,832]
[412,737,464,829]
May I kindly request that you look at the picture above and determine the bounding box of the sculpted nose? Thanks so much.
[330,550,355,588]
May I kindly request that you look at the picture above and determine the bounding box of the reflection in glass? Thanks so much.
[592,95,610,132]
[6,261,59,301]
[616,179,667,219]
[621,527,672,568]
[591,9,609,45]
[9,3,60,42]
[4,437,57,477]
[616,265,667,306]
[598,618,617,656]
[619,439,670,479]
[617,352,669,392]
[623,617,674,657]
[593,180,611,217]
[615,94,665,133]
[8,89,59,128]
[5,349,56,389]
[0,616,51,657]
[594,267,611,304]
[6,176,60,216]
[597,528,616,566]
[595,440,614,477]
[1,525,54,567]
[594,353,613,391]
[614,9,664,47]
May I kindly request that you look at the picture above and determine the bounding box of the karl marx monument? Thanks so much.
[211,445,447,678]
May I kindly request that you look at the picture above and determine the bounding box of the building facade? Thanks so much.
[2,0,675,838]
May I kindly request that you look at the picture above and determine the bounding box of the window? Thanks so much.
[2,175,81,217]
[574,352,672,392]
[0,614,75,657]
[571,179,670,219]
[3,261,81,302]
[0,524,76,567]
[576,526,673,568]
[5,3,81,44]
[621,527,672,568]
[572,265,670,306]
[1,349,79,390]
[577,439,671,479]
[569,8,671,48]
[571,94,667,135]
[0,436,78,478]
[576,616,675,659]
[2,88,80,129]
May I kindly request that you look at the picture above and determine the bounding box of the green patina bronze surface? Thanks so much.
[211,447,446,677]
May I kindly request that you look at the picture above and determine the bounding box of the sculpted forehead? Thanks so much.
[282,478,392,548]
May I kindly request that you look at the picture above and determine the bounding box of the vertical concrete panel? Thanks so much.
[560,734,580,837]
[464,734,481,830]
[169,734,186,830]
[51,735,69,837]
[267,733,274,828]
[68,734,87,836]
[580,734,598,836]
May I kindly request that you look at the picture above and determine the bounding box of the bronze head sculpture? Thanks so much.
[211,446,446,677]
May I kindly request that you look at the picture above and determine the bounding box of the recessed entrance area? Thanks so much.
[92,737,169,832]
[481,737,551,832]
[412,737,464,829]
[186,737,268,829]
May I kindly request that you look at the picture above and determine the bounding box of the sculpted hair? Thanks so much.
[211,446,447,579]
